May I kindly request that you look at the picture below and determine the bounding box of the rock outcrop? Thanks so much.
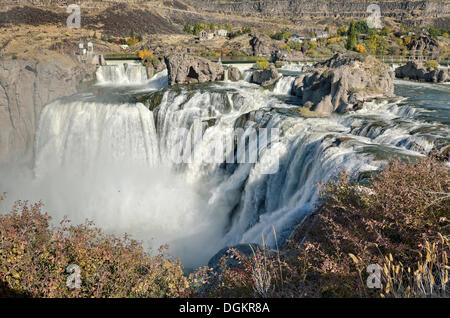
[292,53,394,114]
[407,34,440,59]
[0,58,95,162]
[272,49,305,62]
[249,33,280,57]
[395,61,448,83]
[251,64,282,87]
[164,53,224,85]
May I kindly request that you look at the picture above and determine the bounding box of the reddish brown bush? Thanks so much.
[0,201,193,298]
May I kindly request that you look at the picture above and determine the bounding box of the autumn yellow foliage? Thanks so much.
[355,44,367,53]
[138,48,154,60]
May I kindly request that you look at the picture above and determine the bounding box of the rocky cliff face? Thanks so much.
[191,0,450,23]
[0,59,95,162]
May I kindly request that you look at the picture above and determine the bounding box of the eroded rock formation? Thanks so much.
[292,53,395,114]
[408,34,441,59]
[164,53,225,85]
[395,61,449,83]
[250,33,280,57]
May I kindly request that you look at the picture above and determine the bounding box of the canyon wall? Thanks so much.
[190,0,450,24]
[0,59,95,162]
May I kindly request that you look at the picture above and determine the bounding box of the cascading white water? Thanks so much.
[273,76,295,95]
[1,65,448,268]
[34,101,159,176]
[96,64,148,85]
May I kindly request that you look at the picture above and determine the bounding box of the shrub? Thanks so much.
[183,24,192,34]
[271,29,291,41]
[327,37,341,45]
[287,41,302,51]
[307,41,317,49]
[365,34,390,54]
[0,202,193,298]
[254,58,270,70]
[355,44,366,53]
[337,27,347,36]
[379,26,391,36]
[425,60,439,69]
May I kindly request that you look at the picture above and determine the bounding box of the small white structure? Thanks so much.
[119,44,129,50]
[316,31,329,39]
[199,29,215,41]
[289,34,305,43]
[217,29,228,37]
[87,42,94,55]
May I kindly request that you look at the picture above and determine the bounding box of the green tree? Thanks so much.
[208,23,215,31]
[355,20,369,34]
[193,22,204,36]
[183,24,192,34]
[346,21,357,50]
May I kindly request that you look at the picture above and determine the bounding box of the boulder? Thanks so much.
[292,53,395,114]
[395,61,448,83]
[251,64,282,87]
[226,66,242,81]
[164,53,224,85]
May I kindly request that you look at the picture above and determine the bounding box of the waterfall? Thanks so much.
[34,101,159,177]
[273,76,295,95]
[2,72,448,268]
[96,64,148,85]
